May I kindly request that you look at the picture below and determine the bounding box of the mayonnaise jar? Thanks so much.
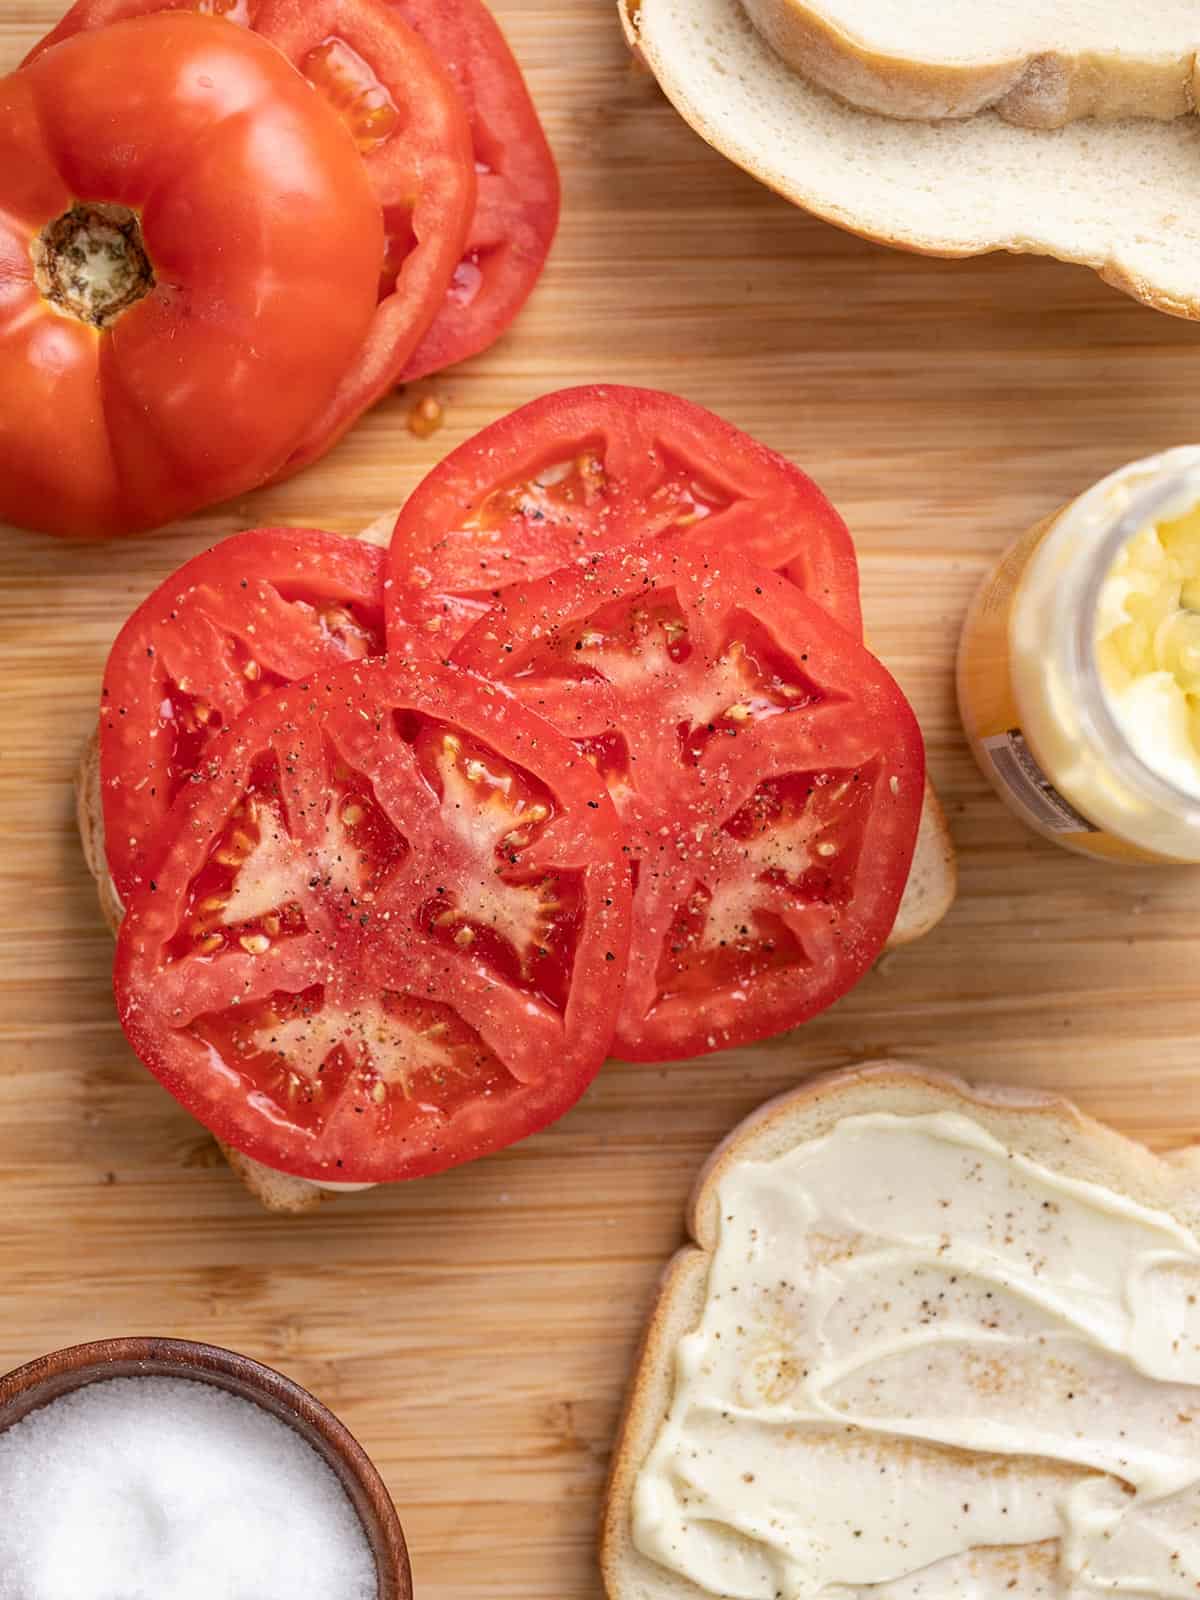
[958,447,1200,862]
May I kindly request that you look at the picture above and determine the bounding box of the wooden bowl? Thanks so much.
[0,1336,412,1599]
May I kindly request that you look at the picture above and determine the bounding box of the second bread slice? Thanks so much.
[624,0,1200,319]
[742,0,1200,126]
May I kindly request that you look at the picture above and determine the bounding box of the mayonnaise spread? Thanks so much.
[632,1112,1200,1598]
[1095,503,1200,801]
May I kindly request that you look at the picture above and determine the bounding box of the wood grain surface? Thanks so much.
[1,3,1199,1595]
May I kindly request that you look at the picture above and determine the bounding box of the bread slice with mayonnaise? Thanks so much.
[742,0,1200,126]
[75,517,956,1214]
[602,1061,1200,1599]
[622,0,1200,319]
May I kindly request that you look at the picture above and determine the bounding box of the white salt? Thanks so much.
[0,1375,378,1600]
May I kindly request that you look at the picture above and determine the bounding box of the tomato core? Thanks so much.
[32,201,155,328]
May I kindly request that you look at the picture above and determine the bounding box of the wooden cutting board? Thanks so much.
[1,2,1198,1594]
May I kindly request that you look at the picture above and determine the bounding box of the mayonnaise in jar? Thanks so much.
[958,447,1200,863]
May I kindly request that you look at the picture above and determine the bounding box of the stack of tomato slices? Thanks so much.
[5,0,557,536]
[108,388,924,1186]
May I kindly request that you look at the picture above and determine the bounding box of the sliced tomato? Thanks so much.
[456,540,922,1061]
[114,657,630,1182]
[27,0,476,477]
[385,386,862,651]
[389,0,559,381]
[100,528,386,904]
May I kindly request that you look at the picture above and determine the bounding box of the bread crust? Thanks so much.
[600,1061,1200,1599]
[887,778,956,949]
[76,730,123,939]
[622,0,1200,323]
[741,0,1199,128]
[219,1143,330,1216]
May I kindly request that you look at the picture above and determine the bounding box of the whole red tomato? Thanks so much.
[24,0,477,484]
[0,13,384,537]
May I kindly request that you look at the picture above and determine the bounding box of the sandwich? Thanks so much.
[77,515,955,1215]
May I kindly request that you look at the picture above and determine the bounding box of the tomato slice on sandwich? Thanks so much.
[388,0,559,381]
[386,386,862,651]
[114,657,630,1183]
[456,540,923,1061]
[100,529,386,904]
[28,0,476,474]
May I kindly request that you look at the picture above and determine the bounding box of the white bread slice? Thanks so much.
[621,0,1200,320]
[76,514,955,1213]
[600,1062,1200,1600]
[741,0,1200,127]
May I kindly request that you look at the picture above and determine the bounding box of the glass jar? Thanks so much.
[958,447,1200,863]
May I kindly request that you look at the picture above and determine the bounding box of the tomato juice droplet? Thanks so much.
[407,395,443,439]
[302,37,400,153]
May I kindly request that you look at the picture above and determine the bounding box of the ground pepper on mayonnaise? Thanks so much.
[632,1112,1200,1599]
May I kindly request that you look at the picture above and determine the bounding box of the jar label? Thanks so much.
[980,729,1099,836]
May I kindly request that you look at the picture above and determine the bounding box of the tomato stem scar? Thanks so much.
[32,202,155,328]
